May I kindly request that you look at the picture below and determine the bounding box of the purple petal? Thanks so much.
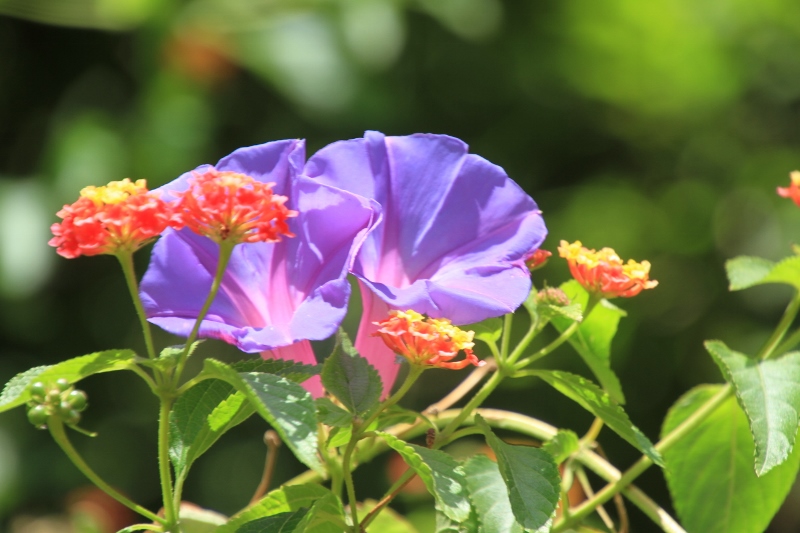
[354,284,399,396]
[263,341,324,398]
[141,140,379,356]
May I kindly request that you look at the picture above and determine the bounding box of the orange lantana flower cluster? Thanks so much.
[50,171,297,259]
[171,170,297,244]
[558,240,658,299]
[49,179,171,259]
[777,171,800,207]
[373,310,485,370]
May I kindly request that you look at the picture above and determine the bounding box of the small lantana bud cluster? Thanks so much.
[537,287,570,307]
[777,171,800,207]
[27,379,88,429]
[525,248,552,271]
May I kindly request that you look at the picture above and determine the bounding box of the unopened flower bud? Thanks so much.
[29,382,47,401]
[67,390,88,412]
[537,287,570,307]
[55,379,70,392]
[27,405,49,428]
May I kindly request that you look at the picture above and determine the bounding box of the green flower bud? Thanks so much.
[29,381,47,401]
[62,409,81,426]
[27,405,49,428]
[67,390,88,412]
[55,379,70,392]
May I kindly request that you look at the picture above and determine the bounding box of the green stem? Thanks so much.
[158,396,178,531]
[774,326,800,358]
[48,420,163,525]
[116,252,157,360]
[437,371,504,441]
[341,435,361,531]
[359,469,416,530]
[499,313,514,362]
[757,290,800,360]
[175,241,235,380]
[552,385,732,531]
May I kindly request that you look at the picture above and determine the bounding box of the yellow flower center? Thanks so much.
[80,179,148,206]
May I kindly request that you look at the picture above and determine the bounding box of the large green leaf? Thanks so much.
[235,509,307,533]
[531,370,663,466]
[0,349,138,413]
[463,454,525,533]
[552,281,626,404]
[201,359,323,473]
[378,432,471,523]
[219,484,331,533]
[663,385,800,533]
[169,380,254,478]
[706,340,800,475]
[475,416,560,532]
[293,491,346,533]
[725,255,800,291]
[321,329,382,415]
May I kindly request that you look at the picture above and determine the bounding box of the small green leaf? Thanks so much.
[321,329,382,415]
[436,510,479,533]
[293,491,346,533]
[219,484,330,532]
[316,398,353,427]
[0,350,137,413]
[542,430,580,464]
[235,509,307,533]
[378,432,471,523]
[326,426,352,448]
[201,359,323,474]
[170,380,254,478]
[463,454,525,533]
[552,281,626,404]
[663,385,800,533]
[706,340,800,475]
[475,416,560,532]
[531,370,663,466]
[229,359,319,383]
[464,318,503,345]
[726,255,800,291]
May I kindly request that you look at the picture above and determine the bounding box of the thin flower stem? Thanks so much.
[774,326,800,358]
[341,437,361,531]
[48,420,164,525]
[580,417,604,448]
[757,290,800,360]
[116,252,157,360]
[127,363,159,394]
[552,385,732,532]
[422,358,497,415]
[499,313,514,362]
[118,525,163,533]
[359,469,416,530]
[158,397,178,531]
[176,240,235,379]
[437,371,505,442]
[250,431,281,504]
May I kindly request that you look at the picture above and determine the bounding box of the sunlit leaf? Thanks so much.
[542,429,580,464]
[726,255,800,292]
[463,454,525,533]
[706,340,800,475]
[321,329,382,415]
[219,484,331,533]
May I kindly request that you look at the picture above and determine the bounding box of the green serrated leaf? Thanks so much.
[321,329,382,415]
[219,484,331,533]
[663,385,800,533]
[531,370,662,466]
[464,318,503,345]
[201,359,323,473]
[436,510,479,533]
[0,350,137,413]
[316,398,353,427]
[463,455,525,533]
[228,359,319,383]
[177,504,227,533]
[542,430,580,464]
[552,281,626,404]
[378,432,471,523]
[170,380,254,477]
[705,340,800,475]
[234,509,307,533]
[293,491,346,533]
[475,416,560,532]
[726,255,800,291]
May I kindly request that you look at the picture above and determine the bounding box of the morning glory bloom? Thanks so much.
[305,131,547,391]
[140,140,378,394]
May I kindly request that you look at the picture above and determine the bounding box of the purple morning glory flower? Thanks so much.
[305,131,547,391]
[140,139,379,395]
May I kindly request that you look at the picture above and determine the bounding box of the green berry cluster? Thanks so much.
[26,379,88,429]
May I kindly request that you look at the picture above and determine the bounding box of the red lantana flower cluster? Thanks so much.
[777,171,800,207]
[50,171,297,259]
[558,240,658,299]
[373,310,485,370]
[49,179,172,259]
[170,170,297,244]
[525,248,552,271]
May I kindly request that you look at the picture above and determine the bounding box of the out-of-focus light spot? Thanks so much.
[714,188,783,259]
[0,180,54,298]
[341,0,405,70]
[52,114,127,203]
[559,0,741,117]
[237,13,356,112]
[419,0,503,41]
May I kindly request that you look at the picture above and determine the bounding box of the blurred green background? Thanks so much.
[2,0,800,531]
